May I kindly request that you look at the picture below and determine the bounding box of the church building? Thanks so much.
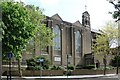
[19,9,117,69]
[22,11,107,68]
[37,11,93,67]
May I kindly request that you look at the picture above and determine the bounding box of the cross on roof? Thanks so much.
[85,5,87,11]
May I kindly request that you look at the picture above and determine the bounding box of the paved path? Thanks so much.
[2,74,118,80]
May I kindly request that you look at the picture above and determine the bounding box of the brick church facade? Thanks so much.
[21,10,115,69]
[22,11,98,67]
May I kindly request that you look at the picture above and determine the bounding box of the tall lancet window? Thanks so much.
[53,25,61,55]
[75,31,82,56]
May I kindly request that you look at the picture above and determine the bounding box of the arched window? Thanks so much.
[53,25,61,51]
[75,31,82,56]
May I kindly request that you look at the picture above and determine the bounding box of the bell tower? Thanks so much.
[82,11,90,28]
[82,10,92,60]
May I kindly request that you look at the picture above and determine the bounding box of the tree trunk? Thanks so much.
[116,55,119,74]
[18,59,22,77]
[33,37,36,58]
[103,55,106,75]
[0,41,2,79]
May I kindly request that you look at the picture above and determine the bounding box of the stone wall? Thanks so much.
[3,69,119,76]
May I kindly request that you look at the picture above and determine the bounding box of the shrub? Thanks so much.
[110,55,120,67]
[43,65,49,70]
[96,66,113,70]
[26,58,36,66]
[75,65,83,69]
[82,65,95,69]
[50,65,64,70]
[26,66,34,70]
[26,56,50,70]
[67,65,74,70]
[34,66,41,70]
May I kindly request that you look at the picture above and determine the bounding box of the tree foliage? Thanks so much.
[22,5,55,55]
[93,33,109,55]
[111,1,120,21]
[36,25,55,50]
[25,25,55,55]
[92,21,118,55]
[102,21,118,47]
[1,1,55,77]
[1,1,45,60]
[92,21,118,75]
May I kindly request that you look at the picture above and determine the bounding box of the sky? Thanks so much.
[15,0,116,30]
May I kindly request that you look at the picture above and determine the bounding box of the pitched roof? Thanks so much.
[51,13,63,21]
[73,20,82,27]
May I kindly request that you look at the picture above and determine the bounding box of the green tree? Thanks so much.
[24,4,55,56]
[92,21,118,75]
[109,0,120,74]
[93,33,109,75]
[1,1,45,76]
[102,21,118,43]
[109,1,120,50]
[113,0,120,21]
[109,0,120,21]
[25,25,55,57]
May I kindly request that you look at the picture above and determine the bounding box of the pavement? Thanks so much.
[1,74,118,79]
